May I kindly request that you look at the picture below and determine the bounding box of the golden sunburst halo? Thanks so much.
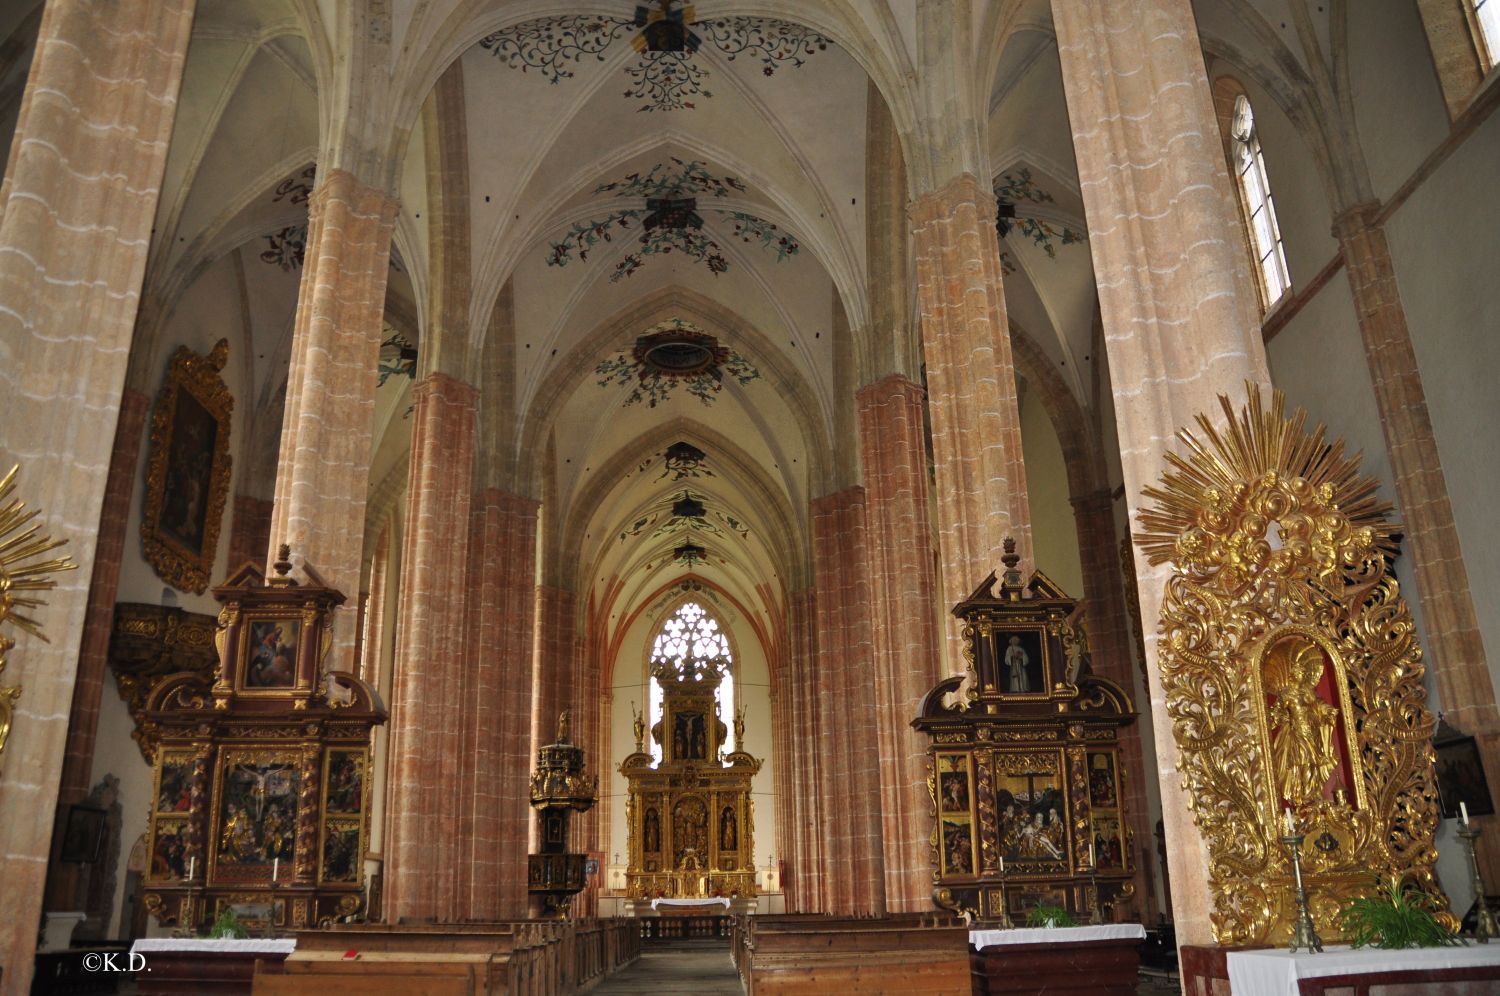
[1134,385,1397,570]
[0,463,77,644]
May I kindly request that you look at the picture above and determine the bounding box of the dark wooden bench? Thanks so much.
[737,913,968,995]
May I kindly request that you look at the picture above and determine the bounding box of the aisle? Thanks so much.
[591,941,743,995]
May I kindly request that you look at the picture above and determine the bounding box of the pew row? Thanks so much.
[733,913,969,995]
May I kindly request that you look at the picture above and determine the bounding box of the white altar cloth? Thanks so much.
[970,923,1145,948]
[1226,943,1500,995]
[131,938,297,955]
[650,897,732,910]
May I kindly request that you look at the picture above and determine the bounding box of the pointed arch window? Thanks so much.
[1229,94,1291,310]
[1471,0,1500,68]
[647,601,735,764]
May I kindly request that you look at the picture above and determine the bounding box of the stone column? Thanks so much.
[909,174,1033,663]
[783,589,822,911]
[382,373,477,923]
[359,524,392,686]
[1334,202,1500,872]
[857,375,942,911]
[1051,0,1272,945]
[460,489,539,918]
[811,489,885,913]
[1071,488,1156,920]
[0,1,195,988]
[226,495,274,573]
[266,168,398,673]
[45,390,148,914]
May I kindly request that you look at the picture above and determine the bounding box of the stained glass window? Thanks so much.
[647,601,734,763]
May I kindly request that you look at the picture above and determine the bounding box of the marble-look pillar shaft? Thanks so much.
[812,489,885,914]
[1052,0,1272,945]
[383,373,477,923]
[909,173,1033,664]
[857,375,942,911]
[1072,488,1156,920]
[267,168,398,674]
[0,1,196,988]
[226,495,274,574]
[1335,202,1500,872]
[463,489,538,919]
[784,589,823,911]
[359,524,392,687]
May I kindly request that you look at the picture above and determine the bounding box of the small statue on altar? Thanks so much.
[632,701,645,752]
[720,806,737,850]
[733,706,745,748]
[557,709,570,744]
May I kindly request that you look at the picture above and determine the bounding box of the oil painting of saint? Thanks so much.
[326,751,364,813]
[157,756,194,812]
[1088,752,1118,809]
[245,620,298,689]
[151,820,190,880]
[996,631,1046,695]
[940,770,970,813]
[159,390,219,554]
[321,823,360,882]
[942,820,974,874]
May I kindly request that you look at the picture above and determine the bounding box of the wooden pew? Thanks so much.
[738,913,969,995]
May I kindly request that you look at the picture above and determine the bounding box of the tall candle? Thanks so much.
[188,856,195,880]
[1000,856,1005,874]
[1461,801,1470,827]
[1283,807,1295,835]
[1090,840,1096,866]
[273,857,279,881]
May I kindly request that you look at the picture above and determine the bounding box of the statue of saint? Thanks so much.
[1004,636,1031,692]
[632,701,645,751]
[1265,639,1340,805]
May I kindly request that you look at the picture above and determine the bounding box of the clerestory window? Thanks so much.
[1230,94,1291,310]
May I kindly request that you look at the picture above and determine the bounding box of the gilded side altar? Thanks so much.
[620,654,760,899]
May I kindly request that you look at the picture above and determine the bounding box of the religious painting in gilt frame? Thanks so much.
[941,818,975,875]
[155,750,195,814]
[320,819,361,883]
[994,750,1067,868]
[149,817,190,882]
[241,618,300,691]
[1087,751,1118,809]
[1435,735,1495,819]
[213,751,300,883]
[323,749,366,814]
[992,627,1049,696]
[141,339,233,595]
[938,754,973,816]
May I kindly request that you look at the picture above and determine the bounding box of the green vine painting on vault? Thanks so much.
[596,319,760,407]
[548,159,798,280]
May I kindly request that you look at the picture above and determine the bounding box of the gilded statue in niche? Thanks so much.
[720,806,737,850]
[1264,636,1343,806]
[673,796,708,868]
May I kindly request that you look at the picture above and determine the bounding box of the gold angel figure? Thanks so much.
[1265,638,1339,805]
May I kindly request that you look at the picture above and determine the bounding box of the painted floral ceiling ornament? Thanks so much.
[596,319,760,407]
[272,164,317,205]
[261,225,306,270]
[661,441,713,481]
[378,330,418,387]
[617,488,752,546]
[994,168,1086,275]
[479,0,829,112]
[548,159,798,280]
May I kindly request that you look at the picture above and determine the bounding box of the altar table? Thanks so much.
[969,923,1146,995]
[129,938,297,995]
[1226,942,1500,995]
[649,896,731,910]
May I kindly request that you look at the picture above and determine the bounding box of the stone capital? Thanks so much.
[856,373,926,408]
[906,172,999,227]
[1330,199,1385,242]
[309,166,401,225]
[411,370,479,411]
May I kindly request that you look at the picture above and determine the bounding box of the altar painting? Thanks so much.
[156,751,194,813]
[938,754,972,816]
[1092,815,1125,870]
[941,819,975,875]
[215,754,299,880]
[320,819,360,883]
[1087,752,1118,809]
[324,749,365,813]
[149,818,190,882]
[994,754,1066,866]
[243,619,299,690]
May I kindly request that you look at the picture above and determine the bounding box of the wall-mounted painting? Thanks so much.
[993,751,1067,868]
[141,339,233,594]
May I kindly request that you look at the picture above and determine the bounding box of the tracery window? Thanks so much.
[1229,94,1291,310]
[647,601,734,763]
[1471,0,1500,68]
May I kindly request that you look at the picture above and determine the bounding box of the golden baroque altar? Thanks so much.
[620,654,760,899]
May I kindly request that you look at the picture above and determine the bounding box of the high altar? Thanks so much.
[620,654,760,899]
[913,541,1138,923]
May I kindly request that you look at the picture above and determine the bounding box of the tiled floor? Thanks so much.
[592,942,743,994]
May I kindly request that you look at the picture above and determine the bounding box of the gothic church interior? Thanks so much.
[1,0,1498,991]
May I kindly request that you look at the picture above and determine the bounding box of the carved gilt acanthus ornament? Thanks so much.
[1136,387,1451,945]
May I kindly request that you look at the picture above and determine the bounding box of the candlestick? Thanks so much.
[1280,830,1323,953]
[1089,840,1096,867]
[1461,801,1470,827]
[996,859,1014,929]
[1457,825,1497,942]
[266,876,281,940]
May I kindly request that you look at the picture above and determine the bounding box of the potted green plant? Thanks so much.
[1025,903,1076,929]
[1338,875,1463,950]
[206,906,249,940]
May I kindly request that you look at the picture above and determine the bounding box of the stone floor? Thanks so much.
[592,941,743,994]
